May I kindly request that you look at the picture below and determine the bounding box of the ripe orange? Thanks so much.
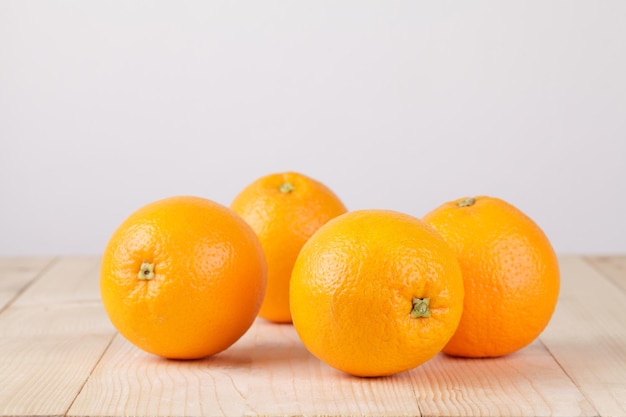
[100,196,267,359]
[423,196,560,358]
[290,209,464,377]
[231,172,347,323]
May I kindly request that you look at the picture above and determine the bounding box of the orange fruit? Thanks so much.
[100,196,267,359]
[230,171,347,323]
[423,196,560,358]
[290,209,464,377]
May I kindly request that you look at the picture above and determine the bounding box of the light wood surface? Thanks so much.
[0,255,625,417]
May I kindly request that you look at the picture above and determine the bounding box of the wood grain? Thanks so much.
[69,331,251,417]
[0,256,114,417]
[0,303,114,416]
[0,257,54,310]
[69,320,421,417]
[2,255,626,417]
[243,321,420,417]
[411,341,595,417]
[586,255,626,292]
[11,256,101,307]
[540,255,626,417]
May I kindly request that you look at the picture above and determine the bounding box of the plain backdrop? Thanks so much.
[1,1,625,256]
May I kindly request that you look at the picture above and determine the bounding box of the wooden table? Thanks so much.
[1,255,625,417]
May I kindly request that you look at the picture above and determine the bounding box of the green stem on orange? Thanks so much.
[458,197,476,207]
[138,261,155,280]
[411,297,431,318]
[279,182,295,194]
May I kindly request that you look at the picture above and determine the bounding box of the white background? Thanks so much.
[1,1,625,256]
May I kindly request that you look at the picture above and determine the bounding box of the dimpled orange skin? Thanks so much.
[231,172,347,323]
[290,209,464,377]
[100,196,267,359]
[423,196,560,358]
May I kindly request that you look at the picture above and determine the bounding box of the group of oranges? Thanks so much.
[100,172,560,377]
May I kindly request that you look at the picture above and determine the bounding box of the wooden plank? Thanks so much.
[540,255,626,417]
[0,257,114,416]
[244,320,420,416]
[0,257,54,310]
[0,303,115,417]
[69,327,254,416]
[0,255,620,417]
[70,320,421,417]
[70,315,595,417]
[586,255,626,292]
[0,302,115,338]
[411,342,595,417]
[12,255,101,307]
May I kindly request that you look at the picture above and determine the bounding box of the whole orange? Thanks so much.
[230,172,347,323]
[100,196,267,359]
[423,196,560,358]
[290,209,464,377]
